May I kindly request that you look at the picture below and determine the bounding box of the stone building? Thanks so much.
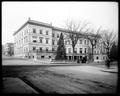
[4,43,14,56]
[13,18,106,62]
[2,45,4,55]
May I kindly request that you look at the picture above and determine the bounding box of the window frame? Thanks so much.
[46,31,49,35]
[33,47,36,51]
[39,47,42,51]
[40,29,42,34]
[39,37,43,43]
[79,39,82,44]
[33,28,36,33]
[80,48,82,53]
[46,38,49,44]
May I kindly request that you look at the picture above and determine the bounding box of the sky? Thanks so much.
[2,2,118,45]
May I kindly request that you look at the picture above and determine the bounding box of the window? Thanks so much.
[52,40,55,45]
[84,40,87,45]
[24,37,26,43]
[84,48,87,53]
[26,48,28,52]
[41,56,44,58]
[103,56,106,60]
[46,31,48,35]
[46,48,48,52]
[52,33,55,37]
[39,37,43,43]
[87,40,89,45]
[46,38,49,44]
[96,56,99,59]
[79,40,82,44]
[80,56,82,59]
[33,40,37,43]
[68,48,71,53]
[33,28,36,33]
[75,48,77,53]
[33,47,36,51]
[40,30,42,34]
[80,48,82,53]
[52,48,55,51]
[39,47,42,51]
[97,51,99,54]
[57,34,59,38]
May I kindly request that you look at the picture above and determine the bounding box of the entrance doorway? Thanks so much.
[80,56,82,60]
[74,56,77,61]
[69,56,71,60]
[85,56,87,61]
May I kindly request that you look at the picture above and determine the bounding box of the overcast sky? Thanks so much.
[2,2,118,45]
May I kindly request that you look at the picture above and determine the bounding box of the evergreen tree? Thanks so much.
[55,33,67,60]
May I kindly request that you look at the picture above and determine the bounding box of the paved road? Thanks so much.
[2,57,118,94]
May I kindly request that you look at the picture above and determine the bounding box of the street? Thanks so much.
[2,57,118,94]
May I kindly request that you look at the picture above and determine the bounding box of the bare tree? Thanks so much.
[101,29,117,68]
[64,19,90,61]
[85,26,102,62]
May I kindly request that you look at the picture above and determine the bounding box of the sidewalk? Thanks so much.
[2,77,38,94]
[28,59,78,65]
[100,68,118,73]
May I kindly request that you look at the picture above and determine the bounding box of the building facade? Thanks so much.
[13,19,106,62]
[2,45,4,55]
[4,43,14,56]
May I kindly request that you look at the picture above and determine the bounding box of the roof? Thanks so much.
[13,19,98,38]
[13,21,28,36]
[13,19,53,36]
[5,43,14,45]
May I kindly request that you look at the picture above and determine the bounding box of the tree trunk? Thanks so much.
[72,47,75,61]
[106,50,111,69]
[91,46,94,62]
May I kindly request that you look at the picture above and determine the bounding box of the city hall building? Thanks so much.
[13,18,106,62]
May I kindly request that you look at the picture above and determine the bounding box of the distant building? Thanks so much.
[2,45,4,55]
[13,18,106,62]
[4,43,14,56]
